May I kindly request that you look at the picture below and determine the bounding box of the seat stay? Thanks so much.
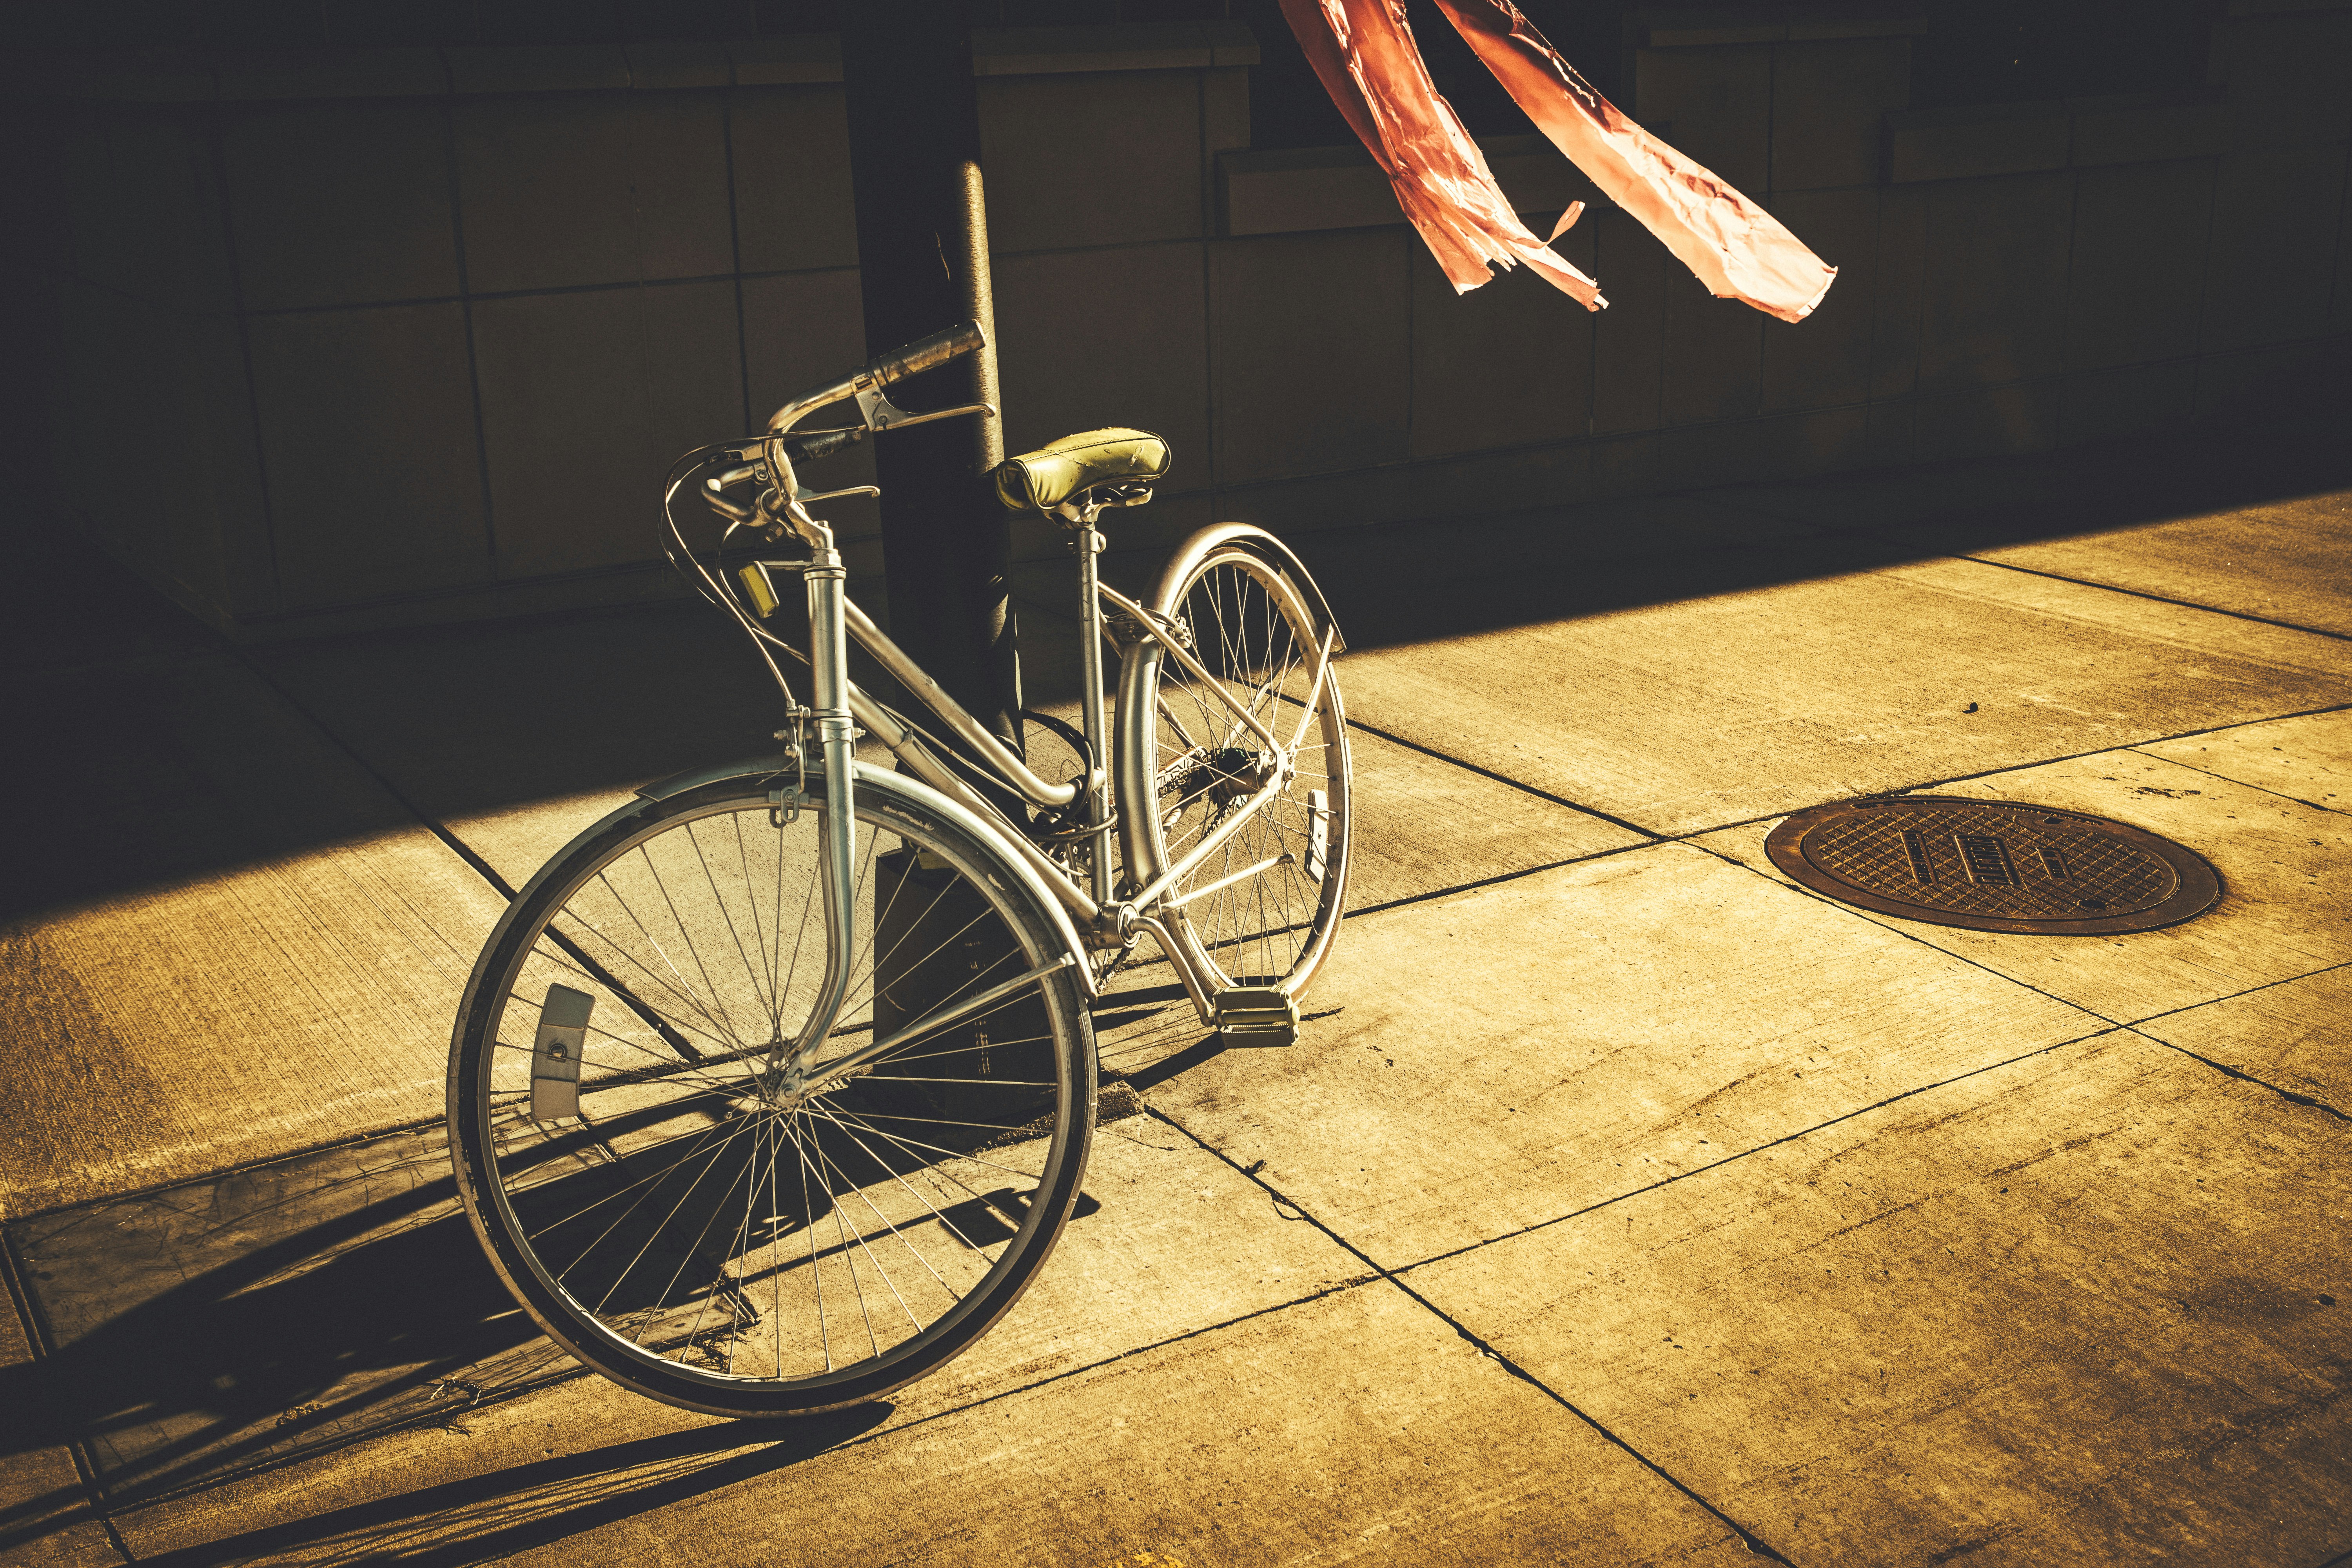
[1096,585,1285,755]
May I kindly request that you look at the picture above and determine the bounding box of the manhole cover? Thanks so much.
[1764,796,2220,934]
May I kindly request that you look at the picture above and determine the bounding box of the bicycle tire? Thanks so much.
[1116,530,1352,995]
[448,766,1095,1417]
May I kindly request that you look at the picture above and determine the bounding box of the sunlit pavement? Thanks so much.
[4,390,2348,1565]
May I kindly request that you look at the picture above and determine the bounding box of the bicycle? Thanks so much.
[446,322,1353,1417]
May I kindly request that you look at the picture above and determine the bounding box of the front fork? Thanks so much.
[778,548,860,1077]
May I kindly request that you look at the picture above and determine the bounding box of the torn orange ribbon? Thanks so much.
[1285,0,1838,323]
[1281,0,1607,309]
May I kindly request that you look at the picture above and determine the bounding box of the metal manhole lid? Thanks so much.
[1764,795,2220,935]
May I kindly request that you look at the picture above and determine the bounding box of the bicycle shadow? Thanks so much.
[2,1084,1083,1532]
[0,1127,566,1521]
[125,1405,892,1568]
[1091,969,1322,1099]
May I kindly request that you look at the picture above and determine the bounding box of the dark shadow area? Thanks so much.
[1909,0,2213,109]
[1292,348,2352,655]
[125,1405,893,1568]
[5,345,2345,931]
[1236,0,2217,149]
[1,1077,1099,1526]
[1088,978,1199,1036]
[0,1127,570,1519]
[1088,974,1222,1091]
[0,550,436,926]
[1091,976,1322,1098]
[1122,1033,1238,1094]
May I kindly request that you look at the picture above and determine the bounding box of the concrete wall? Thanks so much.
[7,2,2349,641]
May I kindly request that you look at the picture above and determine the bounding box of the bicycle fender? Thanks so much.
[634,755,1096,995]
[635,751,800,804]
[1147,522,1345,652]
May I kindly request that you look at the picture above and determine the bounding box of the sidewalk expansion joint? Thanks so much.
[2125,1029,2350,1123]
[1341,846,1649,922]
[1785,702,2352,818]
[1348,706,2352,928]
[1341,717,1666,840]
[1376,1025,2124,1279]
[214,639,521,902]
[220,641,728,1067]
[1343,701,2348,929]
[1135,1106,1797,1564]
[2122,746,2351,819]
[1704,822,2352,1129]
[0,1111,450,1232]
[1955,555,2352,645]
[2122,958,2352,1035]
[1688,837,2123,1029]
[0,1227,135,1564]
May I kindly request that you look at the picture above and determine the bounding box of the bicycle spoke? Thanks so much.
[799,1133,884,1358]
[789,1113,830,1372]
[570,878,747,1050]
[805,1105,1003,1256]
[1141,548,1347,994]
[691,817,775,1024]
[640,842,748,1049]
[802,1120,932,1331]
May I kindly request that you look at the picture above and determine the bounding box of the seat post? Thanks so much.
[1071,510,1115,906]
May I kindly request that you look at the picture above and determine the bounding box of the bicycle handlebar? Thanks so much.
[776,425,868,466]
[870,321,983,388]
[764,320,986,436]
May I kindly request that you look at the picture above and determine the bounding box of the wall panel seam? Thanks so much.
[721,93,751,434]
[441,95,499,575]
[225,266,864,318]
[2055,168,2082,441]
[204,103,283,615]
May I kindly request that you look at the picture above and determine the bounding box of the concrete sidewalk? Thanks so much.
[3,394,2348,1565]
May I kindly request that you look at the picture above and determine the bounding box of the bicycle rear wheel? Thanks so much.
[1118,531,1352,995]
[448,768,1095,1417]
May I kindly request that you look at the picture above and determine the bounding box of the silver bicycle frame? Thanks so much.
[734,358,1327,1056]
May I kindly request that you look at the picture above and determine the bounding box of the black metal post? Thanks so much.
[839,1,1022,752]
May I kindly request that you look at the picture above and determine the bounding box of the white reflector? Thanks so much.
[531,984,594,1121]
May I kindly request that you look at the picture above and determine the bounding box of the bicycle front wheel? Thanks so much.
[1118,530,1352,995]
[448,768,1095,1418]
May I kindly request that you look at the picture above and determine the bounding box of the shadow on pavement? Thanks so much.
[127,1407,893,1568]
[1,1126,572,1520]
[1,1098,1085,1541]
[1290,353,2352,655]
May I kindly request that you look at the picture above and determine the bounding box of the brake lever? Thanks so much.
[855,385,998,433]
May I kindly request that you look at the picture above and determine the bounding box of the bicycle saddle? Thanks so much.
[993,428,1170,512]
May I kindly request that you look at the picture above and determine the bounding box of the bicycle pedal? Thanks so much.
[1214,986,1299,1046]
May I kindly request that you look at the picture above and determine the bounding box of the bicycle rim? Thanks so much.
[448,774,1094,1417]
[1130,542,1352,993]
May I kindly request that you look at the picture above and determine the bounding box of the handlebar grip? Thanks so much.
[868,321,984,388]
[777,425,868,466]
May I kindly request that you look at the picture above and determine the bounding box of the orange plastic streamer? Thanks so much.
[1280,0,1606,310]
[1431,0,1836,321]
